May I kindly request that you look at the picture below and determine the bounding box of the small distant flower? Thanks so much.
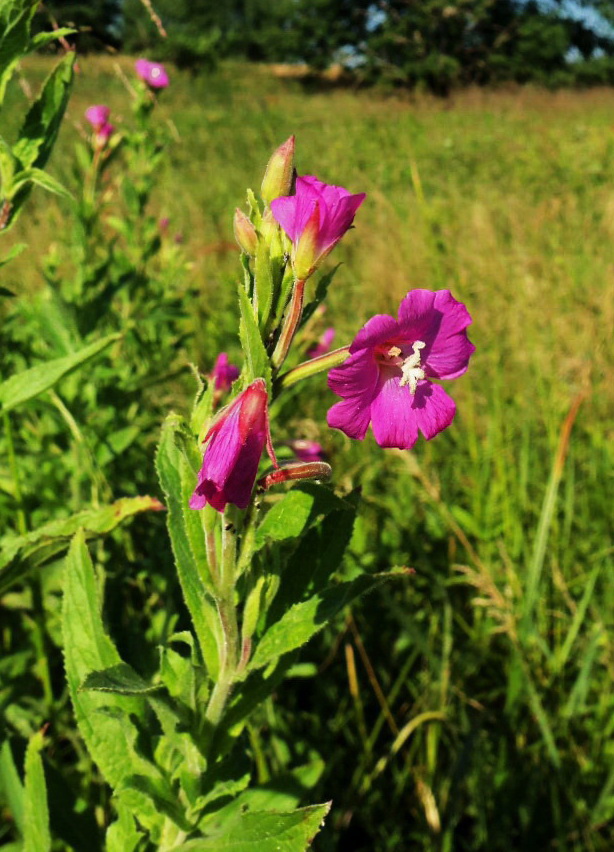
[287,439,326,463]
[159,217,170,232]
[135,59,169,89]
[270,175,365,279]
[190,379,278,512]
[211,353,240,393]
[307,327,335,359]
[85,105,110,131]
[327,289,475,450]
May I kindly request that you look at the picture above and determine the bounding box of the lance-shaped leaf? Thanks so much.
[62,531,173,840]
[0,0,38,104]
[0,495,163,595]
[156,414,221,680]
[0,333,120,412]
[250,570,410,672]
[238,284,271,393]
[176,802,331,851]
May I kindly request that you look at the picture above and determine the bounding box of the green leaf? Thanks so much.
[238,284,271,392]
[62,531,168,836]
[106,803,144,852]
[82,663,163,696]
[177,803,331,851]
[156,414,221,680]
[0,494,164,595]
[13,51,75,172]
[30,28,76,49]
[0,242,26,270]
[10,166,73,200]
[0,0,38,105]
[0,332,120,412]
[23,731,50,852]
[0,740,24,836]
[254,484,347,551]
[250,570,409,672]
[254,238,274,329]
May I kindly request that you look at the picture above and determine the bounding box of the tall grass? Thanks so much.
[4,57,613,849]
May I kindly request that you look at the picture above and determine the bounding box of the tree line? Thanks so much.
[37,0,614,92]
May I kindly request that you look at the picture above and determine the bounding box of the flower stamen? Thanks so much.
[399,340,426,394]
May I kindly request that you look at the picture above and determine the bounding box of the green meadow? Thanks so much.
[3,56,614,849]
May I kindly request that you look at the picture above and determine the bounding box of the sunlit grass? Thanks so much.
[4,56,614,848]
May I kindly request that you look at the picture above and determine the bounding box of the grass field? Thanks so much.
[3,56,614,849]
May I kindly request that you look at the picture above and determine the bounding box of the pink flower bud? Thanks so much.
[233,208,258,256]
[307,327,335,359]
[271,175,365,280]
[258,460,332,490]
[135,59,169,89]
[190,379,278,512]
[85,105,110,131]
[210,352,240,393]
[261,136,295,205]
[287,439,326,463]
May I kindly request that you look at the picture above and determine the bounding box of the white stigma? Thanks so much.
[151,67,161,78]
[399,340,426,394]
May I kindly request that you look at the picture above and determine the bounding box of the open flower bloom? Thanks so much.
[135,59,169,89]
[189,379,278,512]
[270,176,365,279]
[327,289,475,450]
[211,352,240,393]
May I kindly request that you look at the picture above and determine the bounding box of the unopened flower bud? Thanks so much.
[233,208,258,256]
[258,460,332,491]
[261,136,295,205]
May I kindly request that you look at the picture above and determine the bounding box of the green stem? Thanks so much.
[205,510,241,729]
[3,411,27,535]
[273,345,351,397]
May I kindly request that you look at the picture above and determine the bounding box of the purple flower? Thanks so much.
[270,176,365,279]
[210,352,240,393]
[85,105,110,131]
[307,327,335,359]
[287,440,326,463]
[190,379,277,512]
[135,59,169,89]
[327,289,475,450]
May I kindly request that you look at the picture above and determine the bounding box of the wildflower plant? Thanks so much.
[54,136,475,848]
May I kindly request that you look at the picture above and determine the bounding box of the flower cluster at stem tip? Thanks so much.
[190,139,475,513]
[135,58,169,89]
[84,105,114,143]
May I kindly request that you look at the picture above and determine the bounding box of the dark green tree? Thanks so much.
[35,0,122,51]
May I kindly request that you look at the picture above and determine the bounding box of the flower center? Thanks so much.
[151,67,161,78]
[399,340,426,394]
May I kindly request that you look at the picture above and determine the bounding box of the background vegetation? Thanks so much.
[2,54,613,849]
[34,0,614,92]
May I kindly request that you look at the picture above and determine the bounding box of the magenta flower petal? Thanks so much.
[326,349,379,440]
[411,382,457,440]
[397,289,475,379]
[350,313,399,353]
[369,376,420,449]
[269,195,304,242]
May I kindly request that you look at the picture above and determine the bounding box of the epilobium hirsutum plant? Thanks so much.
[60,137,474,848]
